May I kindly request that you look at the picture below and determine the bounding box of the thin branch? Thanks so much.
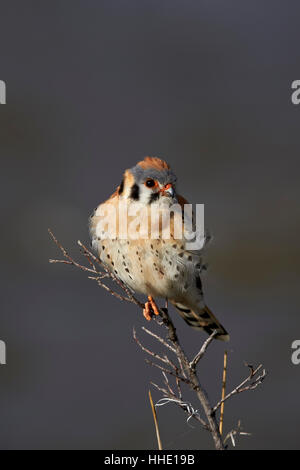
[49,228,145,309]
[223,420,251,447]
[212,364,266,414]
[190,330,218,369]
[145,358,191,385]
[151,385,208,429]
[141,326,177,355]
[133,327,173,367]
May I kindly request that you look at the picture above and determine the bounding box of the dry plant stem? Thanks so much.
[219,350,228,436]
[49,230,266,451]
[149,390,163,450]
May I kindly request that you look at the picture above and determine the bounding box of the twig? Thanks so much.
[190,330,218,369]
[223,420,251,447]
[142,326,177,355]
[133,328,172,367]
[151,383,208,429]
[212,364,266,414]
[145,359,191,385]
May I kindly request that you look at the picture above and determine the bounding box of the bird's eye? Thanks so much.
[145,179,156,188]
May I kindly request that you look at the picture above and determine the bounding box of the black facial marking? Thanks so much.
[130,183,140,200]
[118,179,124,195]
[148,191,160,204]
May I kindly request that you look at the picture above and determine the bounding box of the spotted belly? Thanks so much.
[94,235,199,302]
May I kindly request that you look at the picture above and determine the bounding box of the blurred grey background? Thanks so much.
[0,0,300,450]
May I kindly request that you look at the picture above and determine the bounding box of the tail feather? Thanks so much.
[173,303,229,341]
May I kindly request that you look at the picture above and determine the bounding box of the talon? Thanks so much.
[143,296,160,321]
[148,296,160,316]
[143,301,152,321]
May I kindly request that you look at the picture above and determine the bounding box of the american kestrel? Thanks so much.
[89,157,229,341]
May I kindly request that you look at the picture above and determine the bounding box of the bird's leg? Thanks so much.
[143,295,160,321]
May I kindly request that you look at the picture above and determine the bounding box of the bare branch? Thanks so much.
[133,328,172,367]
[190,330,218,369]
[153,389,209,429]
[223,420,251,447]
[141,326,177,354]
[212,364,266,414]
[145,359,191,385]
[49,229,145,309]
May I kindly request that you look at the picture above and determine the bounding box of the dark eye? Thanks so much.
[145,179,156,188]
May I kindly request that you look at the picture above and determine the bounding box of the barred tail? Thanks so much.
[173,303,229,341]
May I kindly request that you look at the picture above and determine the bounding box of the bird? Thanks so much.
[89,156,229,341]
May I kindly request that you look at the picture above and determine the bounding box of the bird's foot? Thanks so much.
[143,296,160,321]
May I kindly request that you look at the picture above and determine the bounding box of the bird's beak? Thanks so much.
[160,183,175,198]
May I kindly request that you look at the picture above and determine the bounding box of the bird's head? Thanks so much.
[118,156,177,206]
